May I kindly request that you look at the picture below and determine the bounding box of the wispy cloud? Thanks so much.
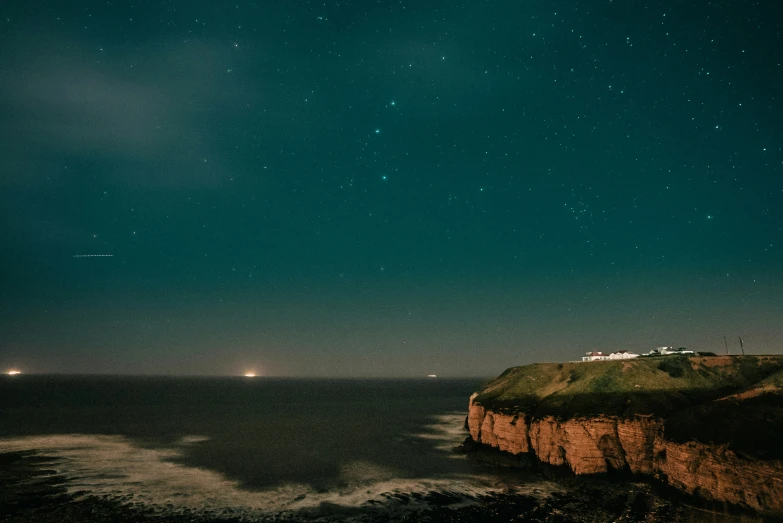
[0,35,242,187]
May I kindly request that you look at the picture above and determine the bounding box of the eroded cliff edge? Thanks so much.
[466,355,783,515]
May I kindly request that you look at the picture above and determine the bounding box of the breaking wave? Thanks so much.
[0,430,560,520]
[411,412,472,454]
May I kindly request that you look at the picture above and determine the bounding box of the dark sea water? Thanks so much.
[0,376,768,522]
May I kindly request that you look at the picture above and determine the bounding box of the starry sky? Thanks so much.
[1,0,782,377]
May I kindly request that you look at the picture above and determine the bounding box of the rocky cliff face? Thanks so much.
[527,414,664,475]
[467,393,530,455]
[658,441,783,514]
[468,394,783,515]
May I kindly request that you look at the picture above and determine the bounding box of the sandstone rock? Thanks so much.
[617,416,662,475]
[467,394,783,515]
[657,440,783,514]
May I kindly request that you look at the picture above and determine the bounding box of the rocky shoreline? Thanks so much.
[467,394,783,517]
[2,449,776,523]
[458,436,783,522]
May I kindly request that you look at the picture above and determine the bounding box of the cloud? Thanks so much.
[0,35,241,187]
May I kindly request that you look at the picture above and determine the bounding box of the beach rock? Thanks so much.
[453,436,477,453]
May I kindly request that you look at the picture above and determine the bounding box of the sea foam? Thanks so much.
[0,417,560,519]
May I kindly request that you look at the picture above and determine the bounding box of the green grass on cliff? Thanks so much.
[474,355,783,418]
[756,367,783,388]
[473,355,783,459]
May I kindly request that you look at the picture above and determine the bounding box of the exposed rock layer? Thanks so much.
[468,393,783,515]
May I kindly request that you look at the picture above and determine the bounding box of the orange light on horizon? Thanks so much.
[244,372,256,377]
[7,369,21,375]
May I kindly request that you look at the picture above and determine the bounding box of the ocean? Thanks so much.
[0,376,763,522]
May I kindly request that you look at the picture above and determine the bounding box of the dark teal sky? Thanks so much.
[1,0,781,376]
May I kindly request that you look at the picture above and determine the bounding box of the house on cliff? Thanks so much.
[608,350,640,360]
[582,350,640,362]
[647,347,694,356]
[582,351,610,361]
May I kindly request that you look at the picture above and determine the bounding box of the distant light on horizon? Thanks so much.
[244,372,256,378]
[7,369,21,375]
[427,374,437,378]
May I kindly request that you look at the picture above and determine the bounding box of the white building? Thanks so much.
[647,347,694,356]
[582,350,640,362]
[608,350,640,360]
[582,351,610,362]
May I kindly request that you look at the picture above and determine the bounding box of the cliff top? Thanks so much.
[473,355,783,459]
[474,355,783,417]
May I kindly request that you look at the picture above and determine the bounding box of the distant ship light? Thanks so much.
[244,373,256,378]
[7,370,21,375]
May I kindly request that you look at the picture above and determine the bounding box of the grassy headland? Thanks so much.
[473,355,783,459]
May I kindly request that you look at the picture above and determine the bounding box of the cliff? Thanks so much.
[467,355,783,515]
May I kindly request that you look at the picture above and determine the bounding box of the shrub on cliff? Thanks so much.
[657,358,686,378]
[666,394,783,460]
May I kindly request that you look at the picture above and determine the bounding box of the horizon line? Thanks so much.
[2,372,493,379]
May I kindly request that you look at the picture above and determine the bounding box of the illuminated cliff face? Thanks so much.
[467,396,783,515]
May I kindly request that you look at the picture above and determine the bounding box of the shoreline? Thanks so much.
[461,439,780,522]
[2,448,773,523]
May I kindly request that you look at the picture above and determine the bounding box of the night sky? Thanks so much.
[1,0,781,377]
